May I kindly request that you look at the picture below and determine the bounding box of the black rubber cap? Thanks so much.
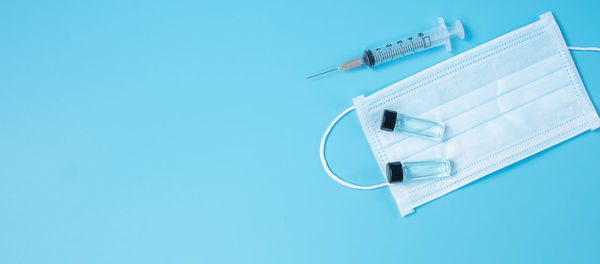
[380,109,397,132]
[362,50,375,67]
[386,162,404,183]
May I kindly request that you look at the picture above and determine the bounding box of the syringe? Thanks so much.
[307,17,465,79]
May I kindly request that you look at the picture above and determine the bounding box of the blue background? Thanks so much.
[1,0,599,263]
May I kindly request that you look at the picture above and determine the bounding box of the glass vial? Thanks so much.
[386,159,451,183]
[380,109,444,140]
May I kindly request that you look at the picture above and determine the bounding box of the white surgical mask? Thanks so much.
[319,12,600,216]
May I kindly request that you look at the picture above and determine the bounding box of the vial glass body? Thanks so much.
[387,159,451,183]
[396,114,445,140]
[402,159,451,180]
[380,109,445,140]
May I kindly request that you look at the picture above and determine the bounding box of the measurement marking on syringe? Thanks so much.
[374,38,430,63]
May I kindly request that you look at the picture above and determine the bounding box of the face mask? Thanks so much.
[319,12,600,216]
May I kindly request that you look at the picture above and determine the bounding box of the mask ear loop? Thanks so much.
[319,106,389,190]
[568,46,600,52]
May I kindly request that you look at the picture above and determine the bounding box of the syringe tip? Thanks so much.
[338,58,362,70]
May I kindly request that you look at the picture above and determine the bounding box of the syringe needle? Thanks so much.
[307,58,362,79]
[306,68,338,79]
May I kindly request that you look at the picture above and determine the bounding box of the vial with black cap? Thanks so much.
[386,159,451,183]
[380,109,445,140]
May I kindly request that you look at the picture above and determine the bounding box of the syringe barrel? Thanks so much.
[362,18,464,67]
